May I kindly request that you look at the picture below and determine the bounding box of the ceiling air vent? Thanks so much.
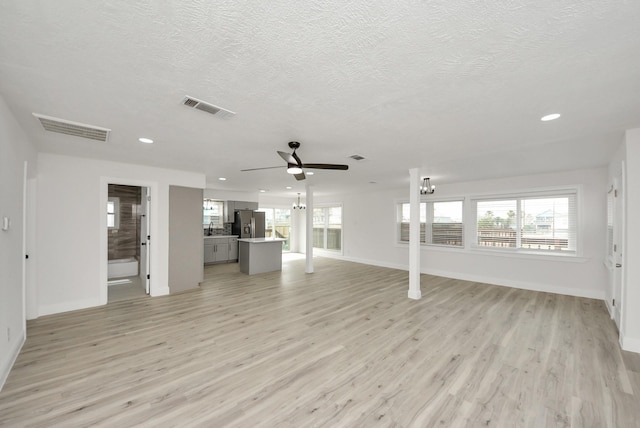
[182,96,236,119]
[32,113,110,142]
[349,154,366,161]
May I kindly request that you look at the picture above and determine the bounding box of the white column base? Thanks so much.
[408,289,422,300]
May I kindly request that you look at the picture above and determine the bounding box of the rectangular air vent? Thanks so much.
[349,154,366,161]
[33,113,110,142]
[182,96,236,119]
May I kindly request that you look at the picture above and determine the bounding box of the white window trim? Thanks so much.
[470,187,580,257]
[313,203,343,255]
[107,197,120,230]
[203,199,225,228]
[396,197,466,248]
[394,185,583,259]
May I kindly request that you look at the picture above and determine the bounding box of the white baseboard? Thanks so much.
[604,299,614,319]
[152,286,170,297]
[0,330,25,392]
[322,254,605,301]
[38,297,104,317]
[423,267,605,300]
[620,335,640,354]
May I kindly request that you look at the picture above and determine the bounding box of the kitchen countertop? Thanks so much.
[204,235,239,239]
[238,238,285,243]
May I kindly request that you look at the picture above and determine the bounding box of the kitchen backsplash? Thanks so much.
[204,223,232,236]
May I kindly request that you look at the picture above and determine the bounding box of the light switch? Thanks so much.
[2,217,9,231]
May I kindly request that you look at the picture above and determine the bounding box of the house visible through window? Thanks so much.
[313,206,342,252]
[398,200,463,247]
[473,192,576,253]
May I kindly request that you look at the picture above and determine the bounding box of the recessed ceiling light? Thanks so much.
[138,137,154,144]
[541,113,561,122]
[285,186,292,189]
[259,189,266,193]
[218,177,226,181]
[307,171,314,175]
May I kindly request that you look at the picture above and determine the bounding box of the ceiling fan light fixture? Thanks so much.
[287,164,303,174]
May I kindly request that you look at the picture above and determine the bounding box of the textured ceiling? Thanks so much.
[1,1,639,197]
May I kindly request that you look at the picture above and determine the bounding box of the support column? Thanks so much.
[305,184,314,273]
[408,168,422,299]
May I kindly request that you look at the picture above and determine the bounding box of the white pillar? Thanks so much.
[408,168,422,299]
[305,184,314,273]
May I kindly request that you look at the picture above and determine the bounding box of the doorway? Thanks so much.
[261,207,292,251]
[106,184,151,303]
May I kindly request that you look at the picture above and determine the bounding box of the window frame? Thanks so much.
[203,199,225,228]
[470,188,578,256]
[257,206,292,252]
[107,197,120,230]
[313,204,343,254]
[397,197,465,248]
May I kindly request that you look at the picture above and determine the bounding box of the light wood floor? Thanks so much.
[1,256,639,427]
[107,276,147,303]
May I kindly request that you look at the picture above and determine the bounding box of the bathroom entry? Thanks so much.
[107,184,150,302]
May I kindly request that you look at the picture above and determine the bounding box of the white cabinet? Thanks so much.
[224,201,259,223]
[204,236,239,264]
[204,239,215,264]
[234,201,259,211]
[212,237,229,262]
[223,202,235,223]
[228,237,238,261]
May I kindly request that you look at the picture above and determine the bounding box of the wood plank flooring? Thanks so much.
[1,256,639,427]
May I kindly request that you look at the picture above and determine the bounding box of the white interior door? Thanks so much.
[140,187,150,294]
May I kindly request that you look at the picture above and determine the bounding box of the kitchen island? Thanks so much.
[238,238,286,275]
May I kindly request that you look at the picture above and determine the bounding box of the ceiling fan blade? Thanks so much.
[241,166,283,172]
[301,163,349,170]
[294,172,306,181]
[277,151,296,165]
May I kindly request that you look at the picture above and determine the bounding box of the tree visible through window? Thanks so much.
[474,194,576,252]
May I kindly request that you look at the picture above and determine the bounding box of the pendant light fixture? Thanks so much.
[293,193,306,209]
[420,177,435,195]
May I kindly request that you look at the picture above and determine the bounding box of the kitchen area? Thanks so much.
[203,199,285,274]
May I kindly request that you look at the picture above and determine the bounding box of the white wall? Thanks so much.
[315,167,608,300]
[622,128,640,352]
[0,95,37,389]
[204,189,259,202]
[36,153,205,316]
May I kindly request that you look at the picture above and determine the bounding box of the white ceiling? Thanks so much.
[1,1,639,197]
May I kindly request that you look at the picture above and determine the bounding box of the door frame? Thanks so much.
[607,160,626,336]
[99,177,158,305]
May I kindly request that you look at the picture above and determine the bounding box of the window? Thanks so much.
[473,191,576,253]
[107,197,120,229]
[398,200,463,247]
[313,206,342,252]
[260,207,291,251]
[203,199,224,227]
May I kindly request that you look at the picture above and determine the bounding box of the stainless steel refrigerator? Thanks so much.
[233,210,265,238]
